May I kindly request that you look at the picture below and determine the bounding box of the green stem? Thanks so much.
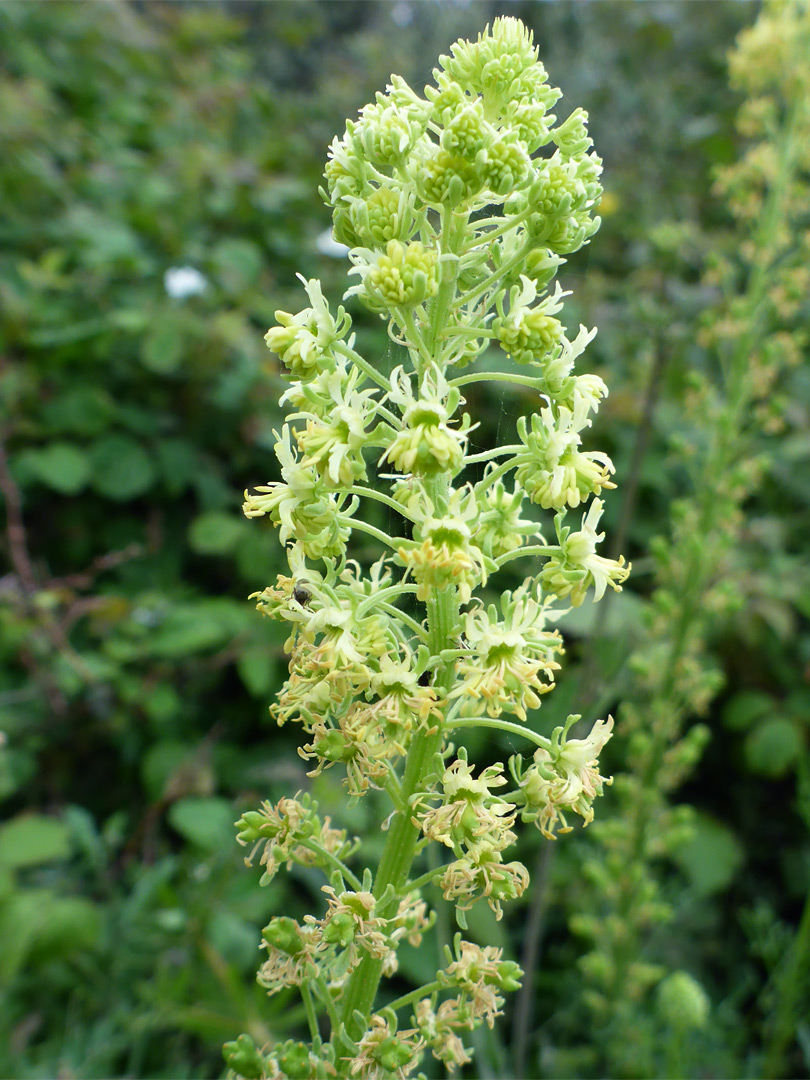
[349,486,418,523]
[355,582,420,620]
[406,866,445,893]
[337,516,403,551]
[315,974,341,1033]
[332,199,470,1069]
[472,456,518,490]
[386,980,443,1017]
[464,443,523,465]
[451,371,544,392]
[335,341,392,392]
[762,879,810,1078]
[496,543,557,568]
[297,839,363,891]
[301,983,319,1041]
[446,715,551,752]
[336,482,459,1056]
[377,602,426,642]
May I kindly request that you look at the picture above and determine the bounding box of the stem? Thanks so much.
[315,975,341,1033]
[762,880,810,1078]
[337,460,460,1061]
[297,839,363,891]
[464,443,523,465]
[332,197,471,1069]
[338,554,458,1047]
[446,716,551,752]
[386,980,443,1017]
[355,582,420,620]
[406,866,445,893]
[335,341,392,392]
[384,772,405,814]
[301,983,319,1041]
[337,516,403,551]
[495,544,557,568]
[349,486,418,523]
[472,456,519,491]
[377,602,426,642]
[451,371,544,392]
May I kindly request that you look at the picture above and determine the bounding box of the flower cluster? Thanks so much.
[413,749,529,922]
[511,714,615,838]
[451,585,563,720]
[230,17,625,1080]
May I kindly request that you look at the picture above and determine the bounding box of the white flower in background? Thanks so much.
[164,265,208,299]
[315,228,350,259]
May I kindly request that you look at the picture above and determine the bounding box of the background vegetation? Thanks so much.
[1,1,808,1077]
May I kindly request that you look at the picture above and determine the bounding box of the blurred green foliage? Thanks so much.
[0,1,808,1078]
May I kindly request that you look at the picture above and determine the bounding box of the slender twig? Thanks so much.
[0,430,37,594]
[512,839,555,1078]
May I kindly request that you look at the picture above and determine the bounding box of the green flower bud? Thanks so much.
[477,139,530,197]
[354,101,425,169]
[493,308,564,365]
[384,404,466,475]
[529,161,583,226]
[494,959,523,992]
[416,147,482,206]
[235,810,280,845]
[655,971,710,1031]
[223,1033,266,1080]
[357,239,439,310]
[324,135,368,204]
[475,481,532,558]
[553,107,593,158]
[277,1041,318,1080]
[349,185,413,246]
[438,17,539,104]
[314,729,357,763]
[516,406,616,510]
[322,910,356,947]
[441,103,488,160]
[264,277,350,381]
[262,916,306,956]
[506,100,554,153]
[426,81,467,127]
[374,1036,415,1072]
[541,499,630,605]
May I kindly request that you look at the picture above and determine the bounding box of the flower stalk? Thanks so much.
[225,18,627,1079]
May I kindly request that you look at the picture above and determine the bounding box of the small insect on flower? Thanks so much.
[293,581,312,606]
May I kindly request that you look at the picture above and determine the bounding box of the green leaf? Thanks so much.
[188,511,244,555]
[207,909,258,970]
[672,814,744,897]
[168,796,235,851]
[40,386,114,436]
[0,889,101,982]
[145,599,248,658]
[0,814,72,869]
[744,717,804,779]
[0,892,41,982]
[90,434,156,500]
[155,437,198,496]
[23,442,91,495]
[142,319,184,374]
[142,740,196,801]
[237,644,275,697]
[27,895,102,960]
[722,690,774,732]
[210,238,264,293]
